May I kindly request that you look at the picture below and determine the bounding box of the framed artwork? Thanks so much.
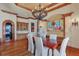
[54,19,64,37]
[47,19,65,37]
[54,20,62,30]
[48,22,52,28]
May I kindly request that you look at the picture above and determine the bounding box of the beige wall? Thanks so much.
[46,3,79,48]
[0,11,17,41]
[39,21,47,29]
[0,4,37,41]
[0,3,32,18]
[65,12,79,48]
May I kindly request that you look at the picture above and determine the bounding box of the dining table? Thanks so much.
[32,36,59,56]
[43,38,58,56]
[43,39,58,49]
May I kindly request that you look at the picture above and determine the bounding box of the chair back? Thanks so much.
[27,33,34,54]
[60,37,69,56]
[50,34,57,43]
[34,37,43,56]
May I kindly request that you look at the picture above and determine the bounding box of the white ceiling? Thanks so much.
[0,3,32,18]
[0,3,79,20]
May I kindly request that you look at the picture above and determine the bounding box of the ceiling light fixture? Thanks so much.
[32,3,48,36]
[32,3,47,20]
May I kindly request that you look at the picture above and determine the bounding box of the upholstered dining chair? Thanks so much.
[49,34,57,44]
[27,33,34,55]
[46,34,57,56]
[53,37,70,56]
[34,37,49,56]
[48,49,53,56]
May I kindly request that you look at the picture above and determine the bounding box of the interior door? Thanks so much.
[5,23,12,40]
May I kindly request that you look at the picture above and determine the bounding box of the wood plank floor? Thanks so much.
[0,38,79,56]
[66,46,79,56]
[0,39,32,56]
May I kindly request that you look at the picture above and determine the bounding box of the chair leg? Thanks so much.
[47,49,49,56]
[33,45,36,56]
[48,49,53,56]
[53,49,60,56]
[33,40,36,56]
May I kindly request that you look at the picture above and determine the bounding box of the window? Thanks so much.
[31,23,34,32]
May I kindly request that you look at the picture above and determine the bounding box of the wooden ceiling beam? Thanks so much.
[15,3,32,12]
[1,9,17,15]
[47,3,71,12]
[15,3,72,14]
[43,3,58,9]
[62,12,74,17]
[15,3,58,12]
[17,15,35,19]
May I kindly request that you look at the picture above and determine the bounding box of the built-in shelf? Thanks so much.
[17,22,28,31]
[17,31,28,34]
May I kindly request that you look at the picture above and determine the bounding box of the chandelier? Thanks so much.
[32,4,47,20]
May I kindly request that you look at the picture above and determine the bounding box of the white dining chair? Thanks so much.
[38,27,47,41]
[48,37,58,56]
[53,37,70,56]
[50,34,57,44]
[48,34,57,56]
[34,37,49,56]
[48,49,53,56]
[27,33,34,55]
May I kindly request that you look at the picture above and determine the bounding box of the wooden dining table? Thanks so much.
[43,39,58,56]
[33,36,58,49]
[32,36,59,55]
[43,39,58,49]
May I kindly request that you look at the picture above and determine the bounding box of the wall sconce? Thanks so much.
[72,19,78,26]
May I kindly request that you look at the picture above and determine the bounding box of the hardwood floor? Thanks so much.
[0,39,32,56]
[0,38,79,56]
[66,46,79,56]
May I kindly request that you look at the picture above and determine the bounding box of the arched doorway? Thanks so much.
[5,23,12,41]
[2,20,15,42]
